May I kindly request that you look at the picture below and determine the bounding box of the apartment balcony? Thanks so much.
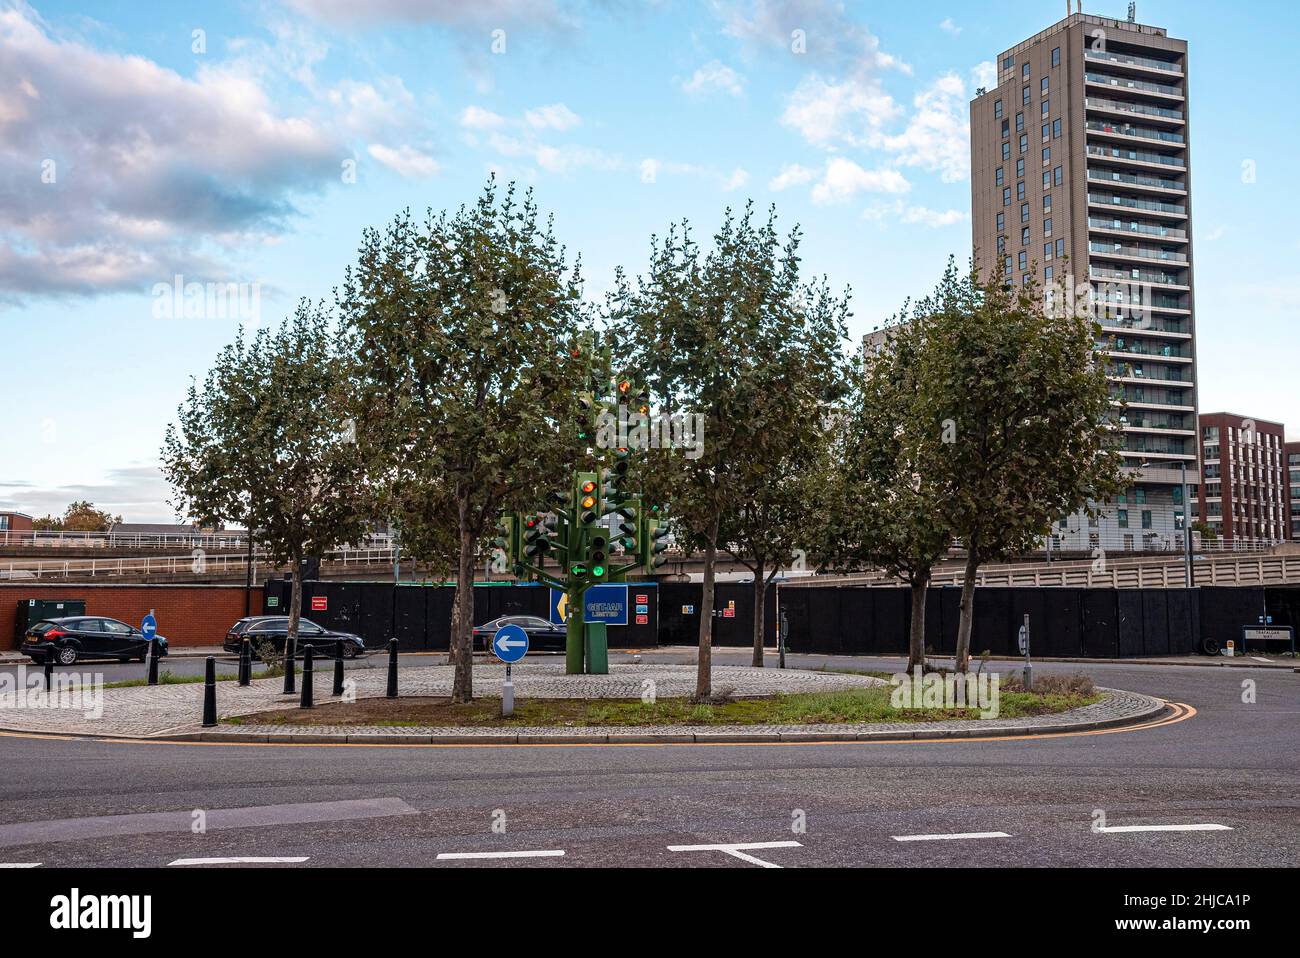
[1085,72,1184,102]
[1088,216,1188,244]
[1091,241,1188,265]
[1084,49,1184,78]
[1090,264,1189,290]
[1087,97,1185,130]
[1088,192,1186,220]
[1121,399,1197,414]
[1087,120,1186,148]
[1110,369,1195,386]
[1101,317,1192,338]
[1087,167,1185,195]
[1087,145,1186,173]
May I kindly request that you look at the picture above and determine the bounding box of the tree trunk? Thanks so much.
[695,519,719,701]
[287,555,302,671]
[908,569,930,673]
[954,548,980,673]
[751,560,766,668]
[451,520,476,703]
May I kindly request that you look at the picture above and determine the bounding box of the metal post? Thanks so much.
[386,638,398,698]
[333,640,344,696]
[778,610,788,670]
[238,637,251,686]
[244,516,254,617]
[300,646,313,709]
[43,653,53,691]
[147,637,159,686]
[1181,459,1194,588]
[502,662,515,717]
[1021,613,1033,691]
[202,656,217,727]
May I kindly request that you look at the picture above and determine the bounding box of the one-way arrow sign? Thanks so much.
[492,624,530,663]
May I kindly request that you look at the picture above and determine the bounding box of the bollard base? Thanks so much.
[502,679,515,718]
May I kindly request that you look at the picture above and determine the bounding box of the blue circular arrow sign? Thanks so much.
[491,624,529,664]
[141,614,157,641]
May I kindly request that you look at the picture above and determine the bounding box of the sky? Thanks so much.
[1,0,1297,523]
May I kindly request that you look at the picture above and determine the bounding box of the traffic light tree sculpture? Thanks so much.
[493,342,668,674]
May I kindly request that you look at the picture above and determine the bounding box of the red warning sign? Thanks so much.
[311,596,328,611]
[636,614,649,625]
[636,594,649,604]
[723,608,735,618]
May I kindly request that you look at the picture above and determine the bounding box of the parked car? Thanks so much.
[472,615,566,653]
[21,617,170,665]
[223,616,366,659]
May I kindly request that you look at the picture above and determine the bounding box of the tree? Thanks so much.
[611,204,845,695]
[342,178,584,703]
[819,276,965,673]
[718,273,849,667]
[33,501,121,532]
[924,263,1125,671]
[162,302,372,661]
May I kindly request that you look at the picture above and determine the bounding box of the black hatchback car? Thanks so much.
[223,616,366,659]
[21,617,170,665]
[472,615,566,653]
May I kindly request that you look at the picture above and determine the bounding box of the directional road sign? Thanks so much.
[492,624,530,664]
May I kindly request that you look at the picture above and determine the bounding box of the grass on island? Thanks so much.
[103,668,284,689]
[222,683,1101,729]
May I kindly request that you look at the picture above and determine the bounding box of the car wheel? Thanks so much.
[57,646,78,666]
[1200,637,1221,656]
[341,642,359,660]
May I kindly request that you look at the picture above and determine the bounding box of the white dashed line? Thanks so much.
[168,857,309,865]
[667,841,802,868]
[0,863,41,868]
[892,832,1011,842]
[1095,824,1232,834]
[436,850,565,860]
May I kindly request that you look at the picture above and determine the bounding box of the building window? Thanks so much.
[996,212,1005,231]
[1044,242,1053,261]
[1043,194,1052,211]
[996,167,1004,186]
[1041,76,1050,95]
[1053,118,1062,139]
[1023,86,1031,105]
[1022,63,1030,81]
[1016,112,1024,133]
[997,235,1006,253]
[1019,134,1028,154]
[1044,217,1052,237]
[1003,55,1015,71]
[1044,265,1053,281]
[1021,226,1030,245]
[1135,488,1147,505]
[1002,142,1011,161]
[1003,187,1011,206]
[994,99,1003,119]
[1042,147,1051,165]
[1042,99,1050,118]
[1005,255,1014,272]
[1016,158,1025,178]
[1052,47,1060,67]
[1042,171,1051,189]
[1141,510,1153,530]
[1054,166,1063,185]
[1021,202,1030,223]
[1056,238,1065,256]
[1019,251,1027,270]
[1017,181,1026,201]
[1042,123,1050,143]
[1118,510,1129,529]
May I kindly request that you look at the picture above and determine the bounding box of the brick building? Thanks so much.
[1197,413,1289,545]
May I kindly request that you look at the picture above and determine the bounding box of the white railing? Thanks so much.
[0,530,399,551]
[0,543,400,581]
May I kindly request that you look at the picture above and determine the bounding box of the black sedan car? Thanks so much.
[472,615,566,653]
[223,616,366,659]
[21,617,170,665]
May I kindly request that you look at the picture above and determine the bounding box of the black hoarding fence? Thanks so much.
[657,581,779,648]
[262,580,658,651]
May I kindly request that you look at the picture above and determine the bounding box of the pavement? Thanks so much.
[0,649,1296,868]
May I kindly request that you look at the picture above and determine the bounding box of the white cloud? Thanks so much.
[0,6,342,300]
[879,72,971,183]
[811,157,910,205]
[722,168,750,191]
[971,60,997,90]
[939,18,962,35]
[680,60,745,97]
[768,163,816,191]
[460,105,507,130]
[640,158,660,184]
[781,71,901,148]
[899,205,967,228]
[524,102,581,131]
[1202,226,1226,242]
[720,0,909,74]
[287,0,571,27]
[367,144,441,178]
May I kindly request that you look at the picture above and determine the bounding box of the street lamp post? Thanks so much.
[1180,459,1194,588]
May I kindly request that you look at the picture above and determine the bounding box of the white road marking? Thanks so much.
[0,862,41,868]
[169,857,309,865]
[436,850,565,860]
[667,841,802,868]
[1095,824,1232,834]
[1250,657,1272,664]
[892,831,1011,842]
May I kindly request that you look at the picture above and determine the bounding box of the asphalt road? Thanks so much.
[1,650,1297,868]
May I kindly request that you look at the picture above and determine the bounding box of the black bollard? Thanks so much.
[202,656,217,727]
[43,652,53,690]
[332,640,344,696]
[282,640,296,695]
[300,645,314,709]
[147,637,159,686]
[386,638,398,698]
[238,637,251,686]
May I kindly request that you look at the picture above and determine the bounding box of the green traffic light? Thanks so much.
[570,563,587,576]
[592,565,605,577]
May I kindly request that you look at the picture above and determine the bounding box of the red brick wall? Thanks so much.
[1,584,262,650]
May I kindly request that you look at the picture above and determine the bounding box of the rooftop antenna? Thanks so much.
[1127,2,1136,21]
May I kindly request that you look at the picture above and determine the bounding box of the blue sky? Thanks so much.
[1,0,1297,522]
